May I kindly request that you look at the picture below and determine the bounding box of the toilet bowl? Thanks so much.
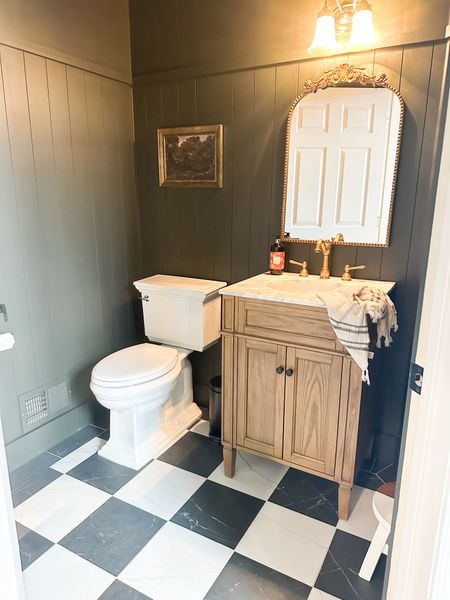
[90,275,227,470]
[91,343,201,470]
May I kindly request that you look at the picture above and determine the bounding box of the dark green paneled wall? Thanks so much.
[133,41,449,458]
[130,0,449,79]
[0,43,141,469]
[1,0,131,83]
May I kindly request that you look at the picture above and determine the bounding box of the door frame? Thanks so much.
[0,413,25,599]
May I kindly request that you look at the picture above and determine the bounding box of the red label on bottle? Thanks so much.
[270,251,285,271]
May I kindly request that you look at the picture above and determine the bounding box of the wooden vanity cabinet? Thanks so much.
[221,295,363,520]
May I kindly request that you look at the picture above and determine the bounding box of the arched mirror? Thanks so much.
[281,64,404,246]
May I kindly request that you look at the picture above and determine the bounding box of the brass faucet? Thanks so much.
[314,233,344,279]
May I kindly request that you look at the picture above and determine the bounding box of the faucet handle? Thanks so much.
[289,259,309,277]
[341,264,366,281]
[332,233,345,243]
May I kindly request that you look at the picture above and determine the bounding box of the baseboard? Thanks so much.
[5,401,97,471]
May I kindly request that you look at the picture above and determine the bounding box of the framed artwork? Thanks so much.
[157,124,223,188]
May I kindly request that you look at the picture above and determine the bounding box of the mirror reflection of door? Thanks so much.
[282,82,403,246]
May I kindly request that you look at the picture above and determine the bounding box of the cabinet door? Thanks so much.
[236,337,286,458]
[283,347,342,475]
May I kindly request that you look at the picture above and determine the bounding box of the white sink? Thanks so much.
[220,272,396,308]
[266,278,342,295]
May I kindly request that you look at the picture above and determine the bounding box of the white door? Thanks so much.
[284,87,395,243]
[386,84,450,600]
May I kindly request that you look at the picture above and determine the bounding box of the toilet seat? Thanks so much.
[91,343,178,388]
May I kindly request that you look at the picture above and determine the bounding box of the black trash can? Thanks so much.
[209,375,222,440]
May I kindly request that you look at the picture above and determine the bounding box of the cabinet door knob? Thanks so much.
[285,368,294,377]
[276,366,284,374]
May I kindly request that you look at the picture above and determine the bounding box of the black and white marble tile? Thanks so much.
[114,459,205,520]
[47,424,105,458]
[269,468,339,526]
[23,544,114,600]
[171,479,264,548]
[9,452,60,491]
[208,449,288,500]
[12,420,389,600]
[120,521,232,600]
[236,501,335,587]
[12,468,62,508]
[52,437,106,474]
[204,552,312,600]
[67,453,140,494]
[59,497,165,576]
[315,529,386,600]
[98,579,151,599]
[158,431,223,477]
[15,474,109,542]
[355,458,397,491]
[16,523,54,570]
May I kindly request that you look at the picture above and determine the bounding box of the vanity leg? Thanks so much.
[223,447,236,478]
[338,484,352,520]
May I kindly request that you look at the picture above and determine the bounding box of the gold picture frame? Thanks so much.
[157,124,223,188]
[280,64,405,248]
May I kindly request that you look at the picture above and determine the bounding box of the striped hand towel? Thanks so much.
[318,286,398,384]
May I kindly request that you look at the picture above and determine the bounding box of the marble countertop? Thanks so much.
[220,272,396,308]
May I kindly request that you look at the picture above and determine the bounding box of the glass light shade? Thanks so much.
[307,11,339,56]
[348,3,379,49]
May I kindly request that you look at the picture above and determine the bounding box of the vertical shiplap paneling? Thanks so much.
[231,70,255,283]
[191,76,218,393]
[379,41,447,440]
[115,83,143,340]
[0,45,140,449]
[380,45,434,287]
[270,63,298,257]
[212,73,234,283]
[101,78,133,351]
[25,54,69,388]
[249,67,276,275]
[0,47,29,440]
[1,46,44,395]
[160,81,183,275]
[178,78,201,278]
[46,60,88,392]
[65,66,105,366]
[85,72,116,353]
[405,41,447,294]
[377,43,435,441]
[140,83,163,275]
[192,76,215,279]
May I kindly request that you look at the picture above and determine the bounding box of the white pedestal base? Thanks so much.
[98,354,202,470]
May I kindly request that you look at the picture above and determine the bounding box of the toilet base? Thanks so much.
[99,401,201,470]
[98,353,202,470]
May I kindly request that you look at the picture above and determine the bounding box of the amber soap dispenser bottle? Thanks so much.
[269,237,286,275]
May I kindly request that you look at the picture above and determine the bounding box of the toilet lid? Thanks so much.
[92,343,178,387]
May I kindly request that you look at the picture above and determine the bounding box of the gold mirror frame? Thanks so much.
[280,64,405,247]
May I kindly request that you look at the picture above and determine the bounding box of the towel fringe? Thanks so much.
[362,369,371,385]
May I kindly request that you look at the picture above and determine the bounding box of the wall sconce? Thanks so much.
[307,0,378,56]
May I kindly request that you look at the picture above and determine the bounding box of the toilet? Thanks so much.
[90,275,227,470]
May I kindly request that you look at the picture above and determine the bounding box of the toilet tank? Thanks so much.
[134,275,227,352]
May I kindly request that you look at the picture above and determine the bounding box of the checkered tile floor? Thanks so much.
[11,421,387,600]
